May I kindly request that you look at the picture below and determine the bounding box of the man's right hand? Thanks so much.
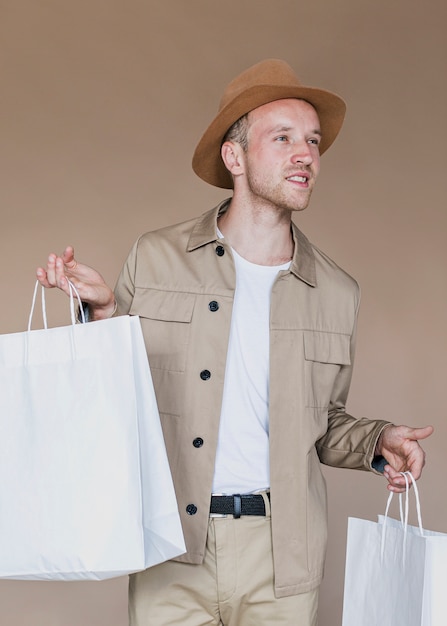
[36,246,116,320]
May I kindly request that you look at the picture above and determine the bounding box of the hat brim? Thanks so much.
[192,84,346,189]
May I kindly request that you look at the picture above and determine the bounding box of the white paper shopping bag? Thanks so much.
[0,282,185,581]
[342,473,447,626]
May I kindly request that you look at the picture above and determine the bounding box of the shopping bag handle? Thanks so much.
[380,472,424,565]
[28,280,85,331]
[383,471,423,535]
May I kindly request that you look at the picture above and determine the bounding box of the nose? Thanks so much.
[290,141,313,166]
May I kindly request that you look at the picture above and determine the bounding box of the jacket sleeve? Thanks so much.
[315,291,391,473]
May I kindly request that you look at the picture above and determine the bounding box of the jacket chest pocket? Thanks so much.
[130,288,195,372]
[303,331,351,408]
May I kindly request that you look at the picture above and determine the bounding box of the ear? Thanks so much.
[221,141,245,179]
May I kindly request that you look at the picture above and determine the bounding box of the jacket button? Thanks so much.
[208,300,219,312]
[193,437,204,448]
[216,245,225,257]
[186,504,198,515]
[200,369,211,380]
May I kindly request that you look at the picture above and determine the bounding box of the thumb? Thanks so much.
[61,246,76,264]
[409,425,434,442]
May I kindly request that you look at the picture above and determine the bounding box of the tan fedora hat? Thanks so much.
[192,58,346,189]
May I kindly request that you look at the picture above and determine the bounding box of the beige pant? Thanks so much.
[129,495,318,625]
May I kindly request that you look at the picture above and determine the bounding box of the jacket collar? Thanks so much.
[187,198,316,287]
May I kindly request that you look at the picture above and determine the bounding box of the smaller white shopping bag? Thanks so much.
[0,281,185,581]
[378,485,447,626]
[342,473,447,626]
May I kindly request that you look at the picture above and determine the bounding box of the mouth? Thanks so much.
[286,173,310,185]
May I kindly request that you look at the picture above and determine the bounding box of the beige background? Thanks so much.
[1,1,446,624]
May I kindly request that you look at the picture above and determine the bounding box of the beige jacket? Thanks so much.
[114,199,389,598]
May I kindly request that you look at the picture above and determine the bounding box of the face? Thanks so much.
[236,98,321,213]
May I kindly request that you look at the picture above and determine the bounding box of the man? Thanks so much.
[37,59,433,625]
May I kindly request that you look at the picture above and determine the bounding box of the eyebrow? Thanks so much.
[269,125,322,136]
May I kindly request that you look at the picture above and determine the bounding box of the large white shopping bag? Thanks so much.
[0,282,185,581]
[342,473,447,626]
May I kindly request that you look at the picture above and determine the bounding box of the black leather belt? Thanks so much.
[210,493,270,518]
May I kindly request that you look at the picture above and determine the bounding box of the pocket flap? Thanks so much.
[303,331,351,365]
[130,288,195,323]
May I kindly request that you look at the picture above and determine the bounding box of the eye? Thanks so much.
[275,135,289,142]
[308,137,321,146]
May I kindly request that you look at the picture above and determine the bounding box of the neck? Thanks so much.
[218,198,294,266]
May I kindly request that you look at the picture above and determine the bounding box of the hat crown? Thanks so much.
[219,59,301,111]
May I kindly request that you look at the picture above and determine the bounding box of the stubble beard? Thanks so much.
[246,168,313,214]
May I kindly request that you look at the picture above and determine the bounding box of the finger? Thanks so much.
[36,267,52,289]
[405,451,426,481]
[384,465,406,486]
[383,468,410,493]
[387,483,407,494]
[54,257,73,294]
[37,255,71,294]
[385,445,426,482]
[44,253,58,286]
[384,465,400,479]
[61,246,77,270]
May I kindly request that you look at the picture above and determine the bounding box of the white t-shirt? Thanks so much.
[212,245,291,494]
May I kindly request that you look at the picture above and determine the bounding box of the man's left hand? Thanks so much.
[375,425,434,493]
